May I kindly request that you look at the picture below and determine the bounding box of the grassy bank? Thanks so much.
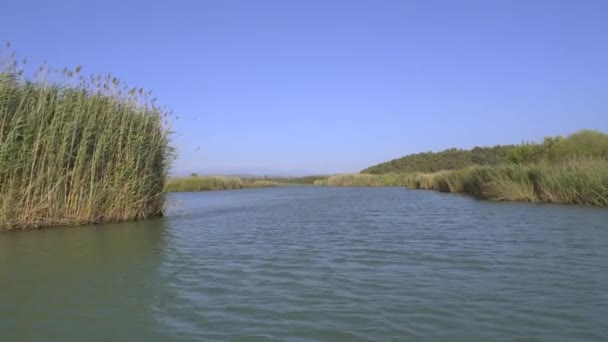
[313,173,408,187]
[315,160,608,206]
[0,48,172,230]
[166,174,329,192]
[266,175,329,185]
[165,176,281,192]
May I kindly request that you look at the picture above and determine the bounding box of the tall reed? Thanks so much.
[0,47,173,230]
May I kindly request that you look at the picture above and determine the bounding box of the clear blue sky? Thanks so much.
[2,0,607,175]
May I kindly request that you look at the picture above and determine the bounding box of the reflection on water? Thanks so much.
[0,219,170,341]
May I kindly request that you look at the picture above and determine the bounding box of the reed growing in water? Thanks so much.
[315,159,608,206]
[0,46,173,230]
[165,175,280,192]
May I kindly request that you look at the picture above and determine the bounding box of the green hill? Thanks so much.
[361,130,608,174]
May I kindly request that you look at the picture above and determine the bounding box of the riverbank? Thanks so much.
[166,176,280,192]
[315,159,608,207]
[165,175,328,192]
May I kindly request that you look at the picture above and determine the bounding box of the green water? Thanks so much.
[1,187,607,341]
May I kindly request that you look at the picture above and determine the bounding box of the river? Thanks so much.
[1,187,607,341]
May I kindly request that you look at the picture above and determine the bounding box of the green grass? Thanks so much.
[316,160,608,206]
[0,48,172,230]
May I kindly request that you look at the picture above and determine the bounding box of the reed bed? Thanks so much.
[475,160,608,206]
[313,173,408,187]
[165,176,280,192]
[0,47,172,230]
[245,179,282,188]
[315,160,608,206]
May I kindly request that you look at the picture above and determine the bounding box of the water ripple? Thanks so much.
[1,187,607,341]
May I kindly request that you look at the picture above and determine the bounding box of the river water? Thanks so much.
[1,187,607,341]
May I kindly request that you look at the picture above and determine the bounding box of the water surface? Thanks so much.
[1,187,607,341]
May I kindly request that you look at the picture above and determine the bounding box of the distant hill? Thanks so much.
[361,130,608,174]
[361,145,516,174]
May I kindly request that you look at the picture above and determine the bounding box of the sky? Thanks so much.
[1,0,607,175]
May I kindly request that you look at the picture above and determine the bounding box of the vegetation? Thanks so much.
[362,145,516,174]
[506,130,608,164]
[319,130,608,207]
[166,176,243,192]
[163,130,608,207]
[317,159,608,206]
[0,46,172,230]
[268,175,329,185]
[472,160,608,205]
[314,173,408,187]
[2,44,604,232]
[166,174,329,192]
[362,130,608,174]
[165,175,281,192]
